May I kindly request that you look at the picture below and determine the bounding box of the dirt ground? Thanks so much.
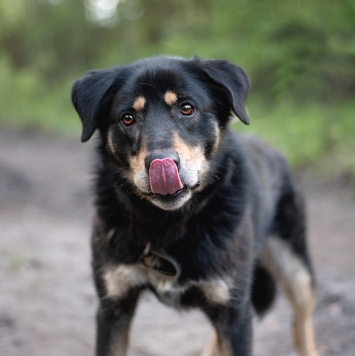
[1,127,355,356]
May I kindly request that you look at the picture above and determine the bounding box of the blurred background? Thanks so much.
[1,0,355,176]
[1,1,355,355]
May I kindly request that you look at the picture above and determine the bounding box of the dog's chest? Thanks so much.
[103,263,231,307]
[103,263,187,307]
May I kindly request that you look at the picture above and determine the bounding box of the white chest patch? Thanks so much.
[103,263,231,306]
[103,264,186,306]
[103,264,147,300]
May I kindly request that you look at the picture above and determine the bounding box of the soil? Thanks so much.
[1,127,354,356]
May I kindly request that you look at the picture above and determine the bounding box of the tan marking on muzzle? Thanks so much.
[172,132,210,193]
[129,139,149,196]
[129,139,147,171]
[173,131,208,169]
[172,131,195,160]
[107,129,122,162]
[164,91,178,106]
[132,96,146,111]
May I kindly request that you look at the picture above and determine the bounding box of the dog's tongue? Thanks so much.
[149,158,183,195]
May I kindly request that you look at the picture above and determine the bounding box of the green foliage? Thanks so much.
[235,98,354,161]
[0,53,80,135]
[0,0,354,178]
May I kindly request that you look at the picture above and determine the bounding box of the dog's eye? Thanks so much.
[180,104,195,116]
[121,113,135,126]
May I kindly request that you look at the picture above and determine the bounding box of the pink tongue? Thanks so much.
[149,158,183,195]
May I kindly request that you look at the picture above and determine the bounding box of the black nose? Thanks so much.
[145,150,180,172]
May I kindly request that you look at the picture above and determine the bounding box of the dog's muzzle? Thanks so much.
[145,150,183,195]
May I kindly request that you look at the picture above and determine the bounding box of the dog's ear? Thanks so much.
[71,69,117,142]
[201,59,250,125]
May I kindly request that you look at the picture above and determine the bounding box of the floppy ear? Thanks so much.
[201,59,250,125]
[71,69,117,142]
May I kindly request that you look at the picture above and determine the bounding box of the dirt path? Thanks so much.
[1,128,354,356]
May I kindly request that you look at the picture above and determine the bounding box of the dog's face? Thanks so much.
[72,57,250,210]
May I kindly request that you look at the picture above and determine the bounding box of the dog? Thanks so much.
[71,56,317,356]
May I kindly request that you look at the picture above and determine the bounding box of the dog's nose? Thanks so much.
[145,150,180,172]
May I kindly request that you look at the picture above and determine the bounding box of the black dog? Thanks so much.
[72,56,317,356]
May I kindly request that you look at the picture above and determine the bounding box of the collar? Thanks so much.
[140,243,181,281]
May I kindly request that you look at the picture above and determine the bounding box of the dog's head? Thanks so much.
[72,56,250,211]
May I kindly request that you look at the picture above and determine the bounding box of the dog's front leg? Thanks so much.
[95,288,141,356]
[204,300,253,356]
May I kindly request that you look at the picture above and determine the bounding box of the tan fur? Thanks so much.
[212,122,221,156]
[132,96,146,111]
[172,132,209,189]
[104,263,182,309]
[129,139,147,171]
[111,329,130,356]
[128,139,148,195]
[216,334,233,356]
[201,333,230,356]
[200,279,231,304]
[104,259,233,311]
[201,332,218,356]
[172,131,194,160]
[127,131,211,210]
[107,129,122,162]
[260,237,318,356]
[103,264,146,300]
[164,90,178,106]
[199,329,235,356]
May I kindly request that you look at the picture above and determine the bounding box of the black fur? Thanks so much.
[251,264,277,317]
[71,56,314,356]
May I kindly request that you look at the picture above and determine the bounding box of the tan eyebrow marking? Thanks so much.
[132,96,146,111]
[164,91,178,106]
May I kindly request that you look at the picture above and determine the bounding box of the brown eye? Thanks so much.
[121,113,135,126]
[180,103,195,116]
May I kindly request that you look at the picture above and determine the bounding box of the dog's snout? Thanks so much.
[145,150,180,172]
